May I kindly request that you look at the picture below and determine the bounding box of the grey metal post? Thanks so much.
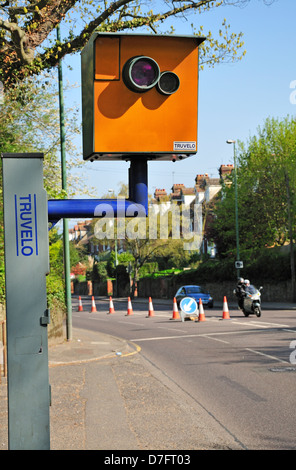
[2,153,50,450]
[233,142,241,278]
[227,139,240,278]
[57,25,72,341]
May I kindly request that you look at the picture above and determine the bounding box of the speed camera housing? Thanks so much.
[81,33,205,161]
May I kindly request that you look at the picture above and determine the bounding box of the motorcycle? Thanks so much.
[241,285,263,317]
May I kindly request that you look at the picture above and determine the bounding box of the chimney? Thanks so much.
[195,174,209,189]
[154,188,167,201]
[219,164,234,179]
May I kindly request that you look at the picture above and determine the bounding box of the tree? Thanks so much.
[92,185,199,296]
[0,0,277,88]
[209,116,296,298]
[238,117,296,300]
[238,117,296,247]
[0,77,84,313]
[0,73,92,196]
[125,237,166,297]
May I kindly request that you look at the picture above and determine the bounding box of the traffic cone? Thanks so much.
[170,297,180,320]
[198,298,206,322]
[146,297,155,317]
[90,296,97,313]
[108,296,115,314]
[222,296,231,319]
[126,297,133,316]
[78,296,83,312]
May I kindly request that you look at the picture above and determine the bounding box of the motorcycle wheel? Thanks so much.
[255,307,261,317]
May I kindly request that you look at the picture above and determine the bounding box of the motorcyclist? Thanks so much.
[235,277,246,310]
[244,279,251,292]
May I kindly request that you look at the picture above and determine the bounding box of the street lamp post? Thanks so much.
[226,139,241,279]
[57,25,72,341]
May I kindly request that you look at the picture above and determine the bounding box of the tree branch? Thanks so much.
[0,18,34,63]
[0,0,253,85]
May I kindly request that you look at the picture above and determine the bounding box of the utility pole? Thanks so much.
[227,139,241,279]
[57,25,72,340]
[284,170,296,302]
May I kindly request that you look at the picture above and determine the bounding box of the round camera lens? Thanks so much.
[157,71,180,95]
[131,59,158,87]
[123,56,160,92]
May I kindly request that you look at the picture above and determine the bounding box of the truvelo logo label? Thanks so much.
[14,194,39,257]
[174,141,196,151]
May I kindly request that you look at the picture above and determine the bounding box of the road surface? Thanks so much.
[72,296,296,450]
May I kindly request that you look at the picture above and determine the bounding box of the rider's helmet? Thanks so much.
[238,277,244,284]
[244,279,250,286]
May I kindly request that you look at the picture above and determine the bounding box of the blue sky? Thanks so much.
[61,0,296,199]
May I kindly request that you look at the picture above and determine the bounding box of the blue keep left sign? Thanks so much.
[180,297,198,315]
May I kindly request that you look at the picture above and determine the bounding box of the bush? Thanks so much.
[91,261,108,282]
[243,248,292,282]
[46,271,66,339]
[171,247,295,285]
[138,262,159,277]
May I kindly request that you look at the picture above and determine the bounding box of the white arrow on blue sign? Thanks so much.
[180,297,198,315]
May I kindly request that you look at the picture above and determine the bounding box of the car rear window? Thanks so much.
[187,287,202,294]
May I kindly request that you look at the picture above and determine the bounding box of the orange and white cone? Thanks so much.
[108,296,115,314]
[222,296,230,319]
[78,296,83,312]
[198,298,206,322]
[90,296,97,313]
[170,297,180,320]
[126,297,133,316]
[146,297,155,317]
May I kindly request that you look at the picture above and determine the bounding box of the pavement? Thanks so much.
[0,298,295,451]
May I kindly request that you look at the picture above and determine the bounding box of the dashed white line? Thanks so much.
[233,320,290,329]
[131,333,201,342]
[203,336,230,344]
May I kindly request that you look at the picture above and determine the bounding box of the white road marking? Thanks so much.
[245,348,289,364]
[203,336,230,344]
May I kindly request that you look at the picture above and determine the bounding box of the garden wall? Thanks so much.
[138,277,294,303]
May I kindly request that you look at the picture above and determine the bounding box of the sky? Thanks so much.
[60,0,296,203]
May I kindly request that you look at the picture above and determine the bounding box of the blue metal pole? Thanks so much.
[48,158,149,224]
[48,198,147,223]
[129,158,148,214]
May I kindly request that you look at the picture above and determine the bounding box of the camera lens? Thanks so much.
[157,71,180,95]
[123,56,160,92]
[131,59,157,87]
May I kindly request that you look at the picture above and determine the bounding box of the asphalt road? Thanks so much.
[72,296,296,450]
